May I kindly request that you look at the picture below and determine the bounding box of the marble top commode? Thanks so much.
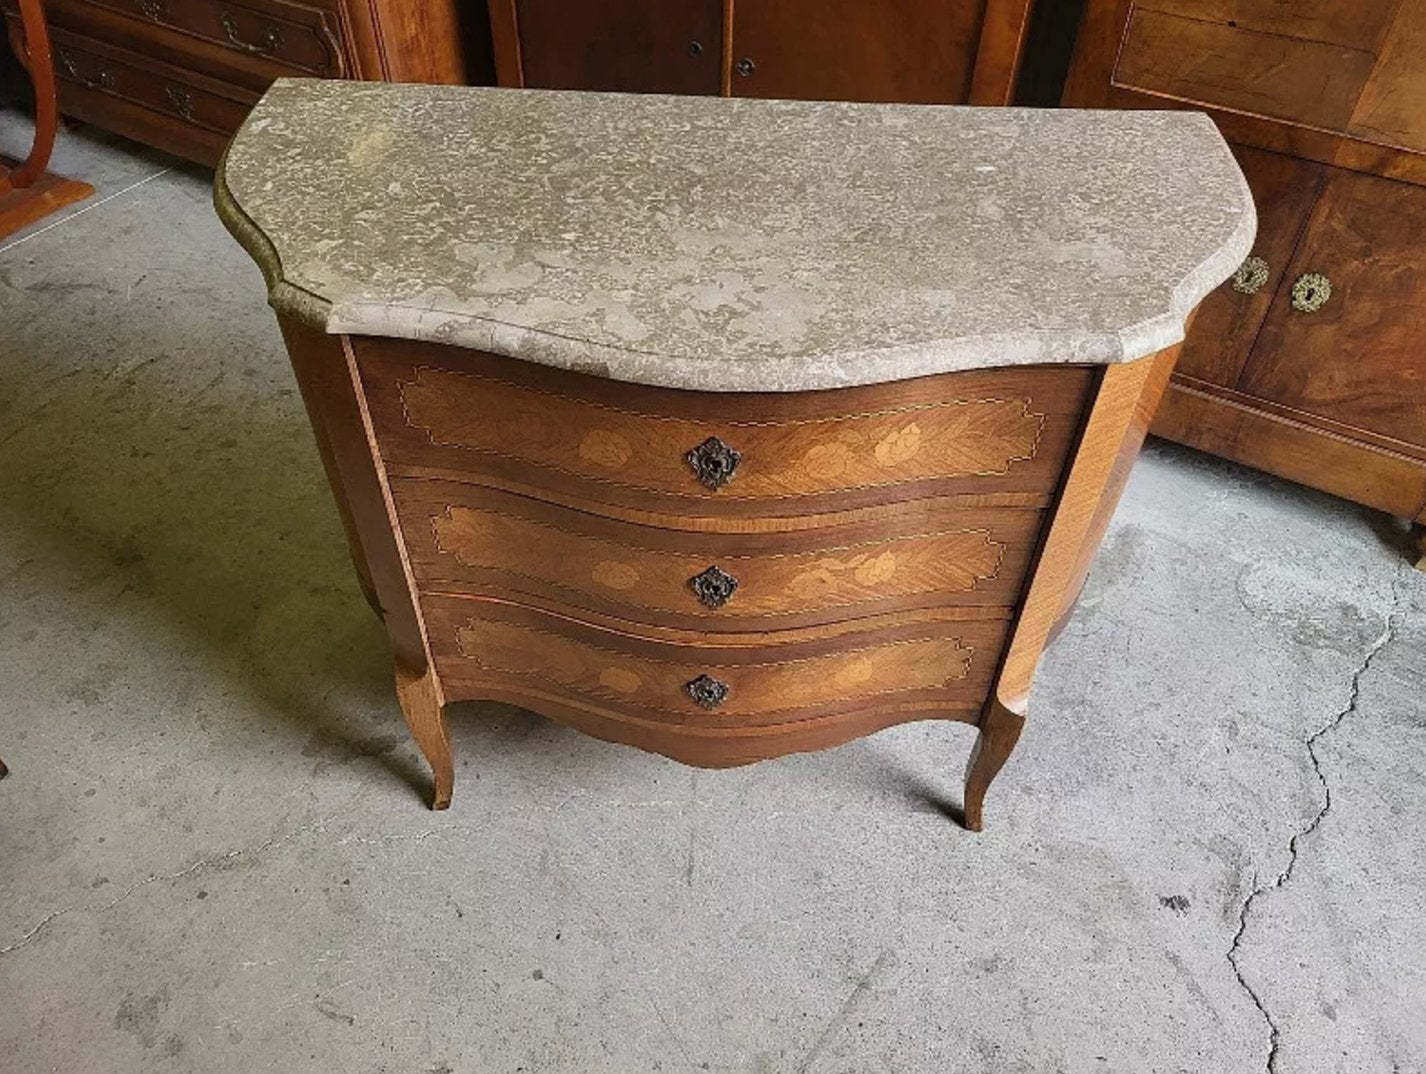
[216,79,1255,392]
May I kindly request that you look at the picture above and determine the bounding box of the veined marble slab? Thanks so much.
[216,78,1255,392]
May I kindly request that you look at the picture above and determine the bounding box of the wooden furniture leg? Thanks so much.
[963,698,1025,832]
[395,662,453,810]
[1414,524,1426,572]
[0,0,93,239]
[960,348,1179,829]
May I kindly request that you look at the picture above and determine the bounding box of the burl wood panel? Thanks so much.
[1174,146,1323,388]
[356,339,1094,518]
[1239,169,1426,453]
[392,481,1040,631]
[426,596,1005,728]
[728,0,988,105]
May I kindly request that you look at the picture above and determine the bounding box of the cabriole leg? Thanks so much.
[395,663,453,810]
[962,698,1026,832]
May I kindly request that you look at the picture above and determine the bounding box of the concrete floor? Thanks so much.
[2,112,1424,1074]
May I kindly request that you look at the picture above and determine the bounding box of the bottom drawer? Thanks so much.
[425,595,1007,729]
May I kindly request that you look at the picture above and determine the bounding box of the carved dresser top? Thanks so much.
[216,79,1255,391]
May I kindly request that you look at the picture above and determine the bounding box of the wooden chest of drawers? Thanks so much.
[1,0,478,165]
[218,82,1253,830]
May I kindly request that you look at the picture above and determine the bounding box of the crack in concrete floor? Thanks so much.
[1227,574,1407,1074]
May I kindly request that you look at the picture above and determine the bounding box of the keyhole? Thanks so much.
[688,40,703,57]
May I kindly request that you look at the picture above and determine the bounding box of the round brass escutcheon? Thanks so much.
[1290,272,1332,313]
[1231,255,1270,295]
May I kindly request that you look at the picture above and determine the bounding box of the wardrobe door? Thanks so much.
[509,0,722,94]
[1239,169,1426,451]
[727,0,989,104]
[1174,145,1324,387]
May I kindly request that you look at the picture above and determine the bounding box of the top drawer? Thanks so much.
[46,0,350,80]
[355,338,1095,520]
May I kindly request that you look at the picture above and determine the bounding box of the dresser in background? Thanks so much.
[1065,0,1426,566]
[1,0,489,166]
[487,0,1036,105]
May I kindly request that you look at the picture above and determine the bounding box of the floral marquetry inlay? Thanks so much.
[454,617,979,720]
[397,367,1047,498]
[426,504,1012,620]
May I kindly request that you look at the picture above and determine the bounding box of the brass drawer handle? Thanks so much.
[57,49,115,91]
[165,85,194,120]
[221,11,282,55]
[685,674,730,709]
[1290,272,1331,313]
[686,436,741,490]
[1231,255,1269,295]
[689,565,738,609]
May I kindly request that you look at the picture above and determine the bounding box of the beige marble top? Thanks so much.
[216,79,1254,392]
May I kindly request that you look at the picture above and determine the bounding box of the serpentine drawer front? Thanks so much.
[217,80,1254,830]
[360,341,1095,517]
[392,480,1042,632]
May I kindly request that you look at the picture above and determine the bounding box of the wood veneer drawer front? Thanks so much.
[48,32,255,135]
[394,482,1040,631]
[358,340,1093,517]
[73,0,349,78]
[1113,3,1379,133]
[425,597,1005,726]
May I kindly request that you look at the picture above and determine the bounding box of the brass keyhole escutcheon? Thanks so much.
[1231,255,1269,295]
[686,436,742,490]
[1290,272,1331,313]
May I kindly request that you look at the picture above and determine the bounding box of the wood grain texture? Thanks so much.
[1174,146,1323,388]
[393,481,1039,631]
[967,0,1036,105]
[1066,0,1426,549]
[499,0,721,94]
[1350,3,1426,154]
[728,0,988,104]
[1131,0,1400,54]
[487,0,1032,106]
[357,338,1093,519]
[0,0,471,166]
[1114,6,1377,133]
[1240,169,1426,451]
[275,322,1177,826]
[276,317,432,670]
[1153,380,1426,522]
[428,595,1004,727]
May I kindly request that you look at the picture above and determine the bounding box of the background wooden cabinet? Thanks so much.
[1065,0,1426,552]
[1,0,492,166]
[488,0,1036,106]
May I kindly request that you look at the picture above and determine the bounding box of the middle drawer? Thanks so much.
[392,481,1040,632]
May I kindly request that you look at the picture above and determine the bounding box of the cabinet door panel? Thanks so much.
[1241,170,1426,450]
[514,0,721,94]
[1176,145,1323,387]
[729,0,988,104]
